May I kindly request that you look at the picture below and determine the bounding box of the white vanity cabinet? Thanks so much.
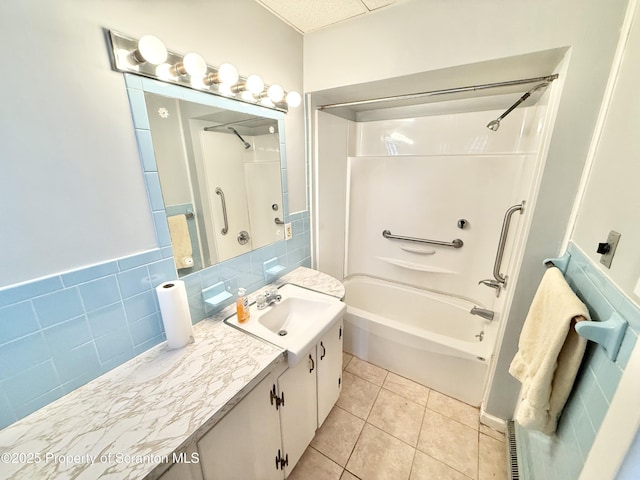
[276,351,318,477]
[197,372,283,480]
[316,319,343,427]
[188,306,344,479]
[193,352,323,480]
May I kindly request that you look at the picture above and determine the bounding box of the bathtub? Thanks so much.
[342,275,497,406]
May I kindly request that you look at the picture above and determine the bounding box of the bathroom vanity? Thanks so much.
[0,268,345,480]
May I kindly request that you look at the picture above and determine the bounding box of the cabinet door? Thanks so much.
[317,320,343,427]
[277,351,318,477]
[197,372,283,480]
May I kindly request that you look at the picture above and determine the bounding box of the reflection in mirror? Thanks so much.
[144,92,285,276]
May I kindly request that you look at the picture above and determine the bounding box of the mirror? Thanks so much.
[144,91,285,276]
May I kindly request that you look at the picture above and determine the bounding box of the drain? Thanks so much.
[278,330,288,336]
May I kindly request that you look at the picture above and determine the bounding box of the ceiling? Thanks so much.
[254,0,403,34]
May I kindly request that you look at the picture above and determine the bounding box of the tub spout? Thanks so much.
[470,306,494,321]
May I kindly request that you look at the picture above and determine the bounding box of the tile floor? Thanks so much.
[288,353,508,480]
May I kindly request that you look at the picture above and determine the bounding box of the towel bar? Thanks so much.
[543,253,628,361]
[575,312,627,361]
[543,252,570,273]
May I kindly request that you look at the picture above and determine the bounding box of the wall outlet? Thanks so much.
[634,275,640,297]
[284,223,293,240]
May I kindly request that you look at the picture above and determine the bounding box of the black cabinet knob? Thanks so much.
[597,242,611,255]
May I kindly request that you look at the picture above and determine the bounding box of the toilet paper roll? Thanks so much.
[156,280,195,349]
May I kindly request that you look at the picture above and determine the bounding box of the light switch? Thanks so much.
[634,275,640,297]
[599,230,621,269]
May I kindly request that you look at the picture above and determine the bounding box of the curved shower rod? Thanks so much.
[317,74,559,110]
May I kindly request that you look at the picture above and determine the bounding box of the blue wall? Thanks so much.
[516,243,640,479]
[0,77,310,430]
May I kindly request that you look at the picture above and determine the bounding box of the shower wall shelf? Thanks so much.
[376,256,457,274]
[544,252,628,361]
[400,246,436,255]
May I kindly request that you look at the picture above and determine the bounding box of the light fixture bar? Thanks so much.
[107,30,299,113]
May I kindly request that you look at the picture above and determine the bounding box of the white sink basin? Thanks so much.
[225,284,346,367]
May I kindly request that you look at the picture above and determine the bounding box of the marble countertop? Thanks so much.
[0,267,343,480]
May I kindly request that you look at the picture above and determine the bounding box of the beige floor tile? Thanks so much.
[479,424,505,443]
[368,388,425,446]
[346,424,415,480]
[479,433,508,480]
[341,471,361,480]
[343,352,353,370]
[336,371,381,420]
[312,406,365,466]
[427,390,479,430]
[410,450,472,480]
[383,372,431,406]
[345,357,388,386]
[288,446,343,480]
[417,409,479,479]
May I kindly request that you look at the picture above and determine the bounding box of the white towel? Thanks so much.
[167,214,194,270]
[509,267,590,435]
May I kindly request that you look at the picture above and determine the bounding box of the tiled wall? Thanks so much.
[516,243,640,479]
[0,77,311,430]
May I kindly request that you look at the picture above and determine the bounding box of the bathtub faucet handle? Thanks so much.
[478,279,502,298]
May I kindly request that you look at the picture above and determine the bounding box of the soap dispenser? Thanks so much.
[236,287,250,323]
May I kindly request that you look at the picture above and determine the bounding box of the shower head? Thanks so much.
[486,119,501,131]
[486,81,550,132]
[228,127,251,149]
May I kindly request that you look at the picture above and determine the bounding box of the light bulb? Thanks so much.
[218,83,234,96]
[246,74,264,95]
[135,35,168,65]
[183,53,207,77]
[218,63,239,85]
[267,84,285,103]
[286,91,302,108]
[191,76,207,89]
[116,48,139,70]
[261,97,275,107]
[203,63,240,87]
[241,91,256,101]
[155,63,176,80]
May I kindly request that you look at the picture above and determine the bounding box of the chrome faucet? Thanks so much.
[257,288,282,310]
[478,279,502,298]
[470,306,495,321]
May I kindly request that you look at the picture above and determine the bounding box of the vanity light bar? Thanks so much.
[107,30,300,113]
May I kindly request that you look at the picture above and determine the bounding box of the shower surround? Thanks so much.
[315,101,550,406]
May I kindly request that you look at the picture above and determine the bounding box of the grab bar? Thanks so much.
[215,187,229,235]
[382,230,463,249]
[492,201,525,286]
